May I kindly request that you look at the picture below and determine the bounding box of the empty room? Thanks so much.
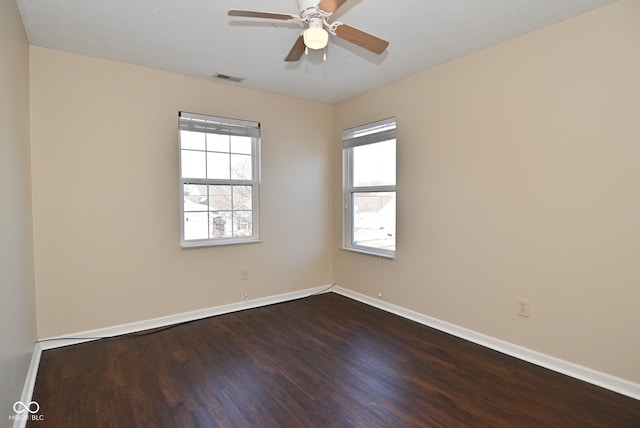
[2,0,639,426]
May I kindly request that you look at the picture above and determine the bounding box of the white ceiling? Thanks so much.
[17,0,617,104]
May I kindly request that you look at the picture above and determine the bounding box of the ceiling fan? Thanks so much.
[228,0,389,62]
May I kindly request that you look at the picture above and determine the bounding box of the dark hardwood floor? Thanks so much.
[29,292,639,427]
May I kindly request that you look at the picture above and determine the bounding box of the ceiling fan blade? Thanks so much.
[317,0,349,14]
[228,10,297,21]
[333,23,389,54]
[285,35,306,62]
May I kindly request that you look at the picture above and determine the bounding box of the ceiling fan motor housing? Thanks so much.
[298,0,325,19]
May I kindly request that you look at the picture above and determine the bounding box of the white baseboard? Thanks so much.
[12,343,43,428]
[333,286,640,401]
[37,284,333,350]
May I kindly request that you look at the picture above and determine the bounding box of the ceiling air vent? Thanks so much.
[213,73,245,83]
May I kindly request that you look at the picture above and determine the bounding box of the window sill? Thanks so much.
[341,246,396,260]
[181,239,263,249]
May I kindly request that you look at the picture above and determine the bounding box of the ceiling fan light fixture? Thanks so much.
[228,1,390,62]
[303,26,329,50]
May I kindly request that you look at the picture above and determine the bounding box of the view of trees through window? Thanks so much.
[183,184,253,240]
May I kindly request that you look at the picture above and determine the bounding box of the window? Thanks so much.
[343,118,396,258]
[179,112,260,247]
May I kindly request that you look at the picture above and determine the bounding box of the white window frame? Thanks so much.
[179,111,261,248]
[342,117,397,258]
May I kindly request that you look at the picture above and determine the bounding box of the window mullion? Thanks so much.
[181,179,255,187]
[351,185,396,193]
[183,178,253,186]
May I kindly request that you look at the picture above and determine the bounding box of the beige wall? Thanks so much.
[333,0,640,383]
[30,47,333,338]
[0,0,37,421]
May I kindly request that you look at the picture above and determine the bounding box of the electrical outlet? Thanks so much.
[241,268,249,281]
[517,299,530,317]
